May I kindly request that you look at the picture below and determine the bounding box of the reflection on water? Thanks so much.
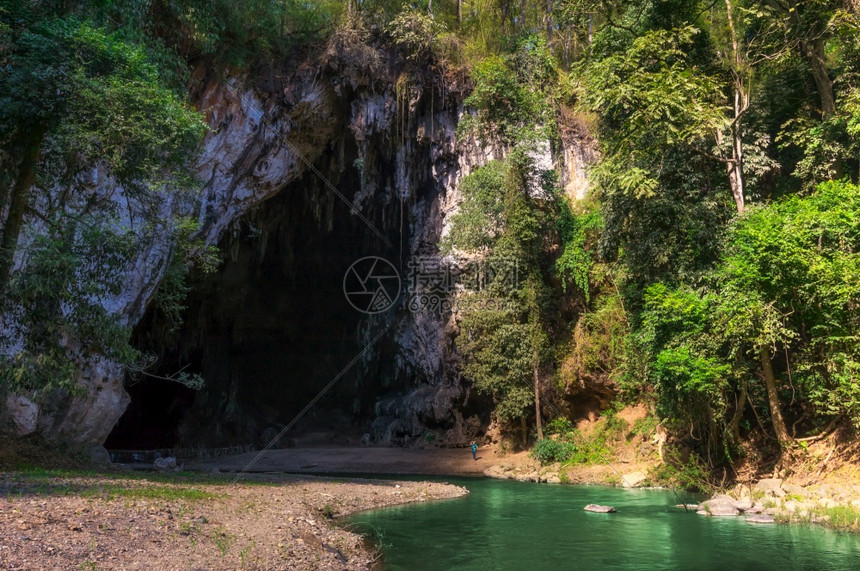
[348,478,860,570]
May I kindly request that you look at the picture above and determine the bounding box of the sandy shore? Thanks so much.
[0,470,468,570]
[188,446,500,476]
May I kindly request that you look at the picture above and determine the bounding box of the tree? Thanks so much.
[0,7,205,294]
[445,150,560,444]
[0,3,206,398]
[716,181,860,443]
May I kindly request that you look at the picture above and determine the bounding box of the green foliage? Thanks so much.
[717,181,860,425]
[458,306,535,421]
[530,425,613,466]
[531,437,577,464]
[816,505,860,531]
[647,446,715,493]
[545,417,574,435]
[561,285,629,392]
[629,414,659,439]
[631,180,860,459]
[386,7,445,66]
[632,282,736,461]
[1,225,139,397]
[0,4,208,399]
[447,150,565,427]
[440,161,507,254]
[155,217,220,331]
[146,0,341,69]
[458,36,559,145]
[576,26,724,199]
[556,202,601,299]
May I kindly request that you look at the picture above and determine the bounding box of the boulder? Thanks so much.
[584,504,616,513]
[732,484,751,499]
[703,503,740,516]
[483,465,514,480]
[754,478,785,497]
[4,395,39,436]
[734,497,754,511]
[621,471,647,488]
[747,514,775,524]
[153,456,177,471]
[698,496,740,516]
[782,483,808,498]
[89,446,112,465]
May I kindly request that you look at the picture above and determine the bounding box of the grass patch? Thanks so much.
[818,505,860,531]
[87,485,217,501]
[1,467,221,501]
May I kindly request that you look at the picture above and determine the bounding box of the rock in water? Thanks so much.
[746,514,775,524]
[584,504,616,513]
[697,496,740,516]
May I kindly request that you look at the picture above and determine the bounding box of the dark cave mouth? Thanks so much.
[107,169,412,451]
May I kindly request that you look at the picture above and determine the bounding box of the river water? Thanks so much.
[347,478,860,570]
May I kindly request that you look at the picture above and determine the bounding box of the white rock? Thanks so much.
[584,504,616,513]
[621,471,647,488]
[4,395,38,436]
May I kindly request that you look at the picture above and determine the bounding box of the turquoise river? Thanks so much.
[347,478,860,570]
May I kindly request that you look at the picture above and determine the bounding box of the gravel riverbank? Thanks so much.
[0,471,468,570]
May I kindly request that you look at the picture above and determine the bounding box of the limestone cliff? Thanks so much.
[2,36,592,448]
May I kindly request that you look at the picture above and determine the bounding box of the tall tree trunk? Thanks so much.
[0,132,43,294]
[724,0,748,213]
[564,26,571,69]
[546,0,554,44]
[803,38,836,119]
[729,378,748,443]
[501,0,510,33]
[520,416,527,448]
[0,177,9,234]
[458,0,462,24]
[520,0,527,29]
[722,83,747,214]
[760,348,792,446]
[533,362,543,440]
[728,131,745,213]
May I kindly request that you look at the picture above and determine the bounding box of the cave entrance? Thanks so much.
[107,167,406,451]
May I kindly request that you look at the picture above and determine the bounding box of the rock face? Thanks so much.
[2,39,594,447]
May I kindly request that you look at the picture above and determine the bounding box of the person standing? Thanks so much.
[470,441,478,461]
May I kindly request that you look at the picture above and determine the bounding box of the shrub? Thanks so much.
[531,438,577,464]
